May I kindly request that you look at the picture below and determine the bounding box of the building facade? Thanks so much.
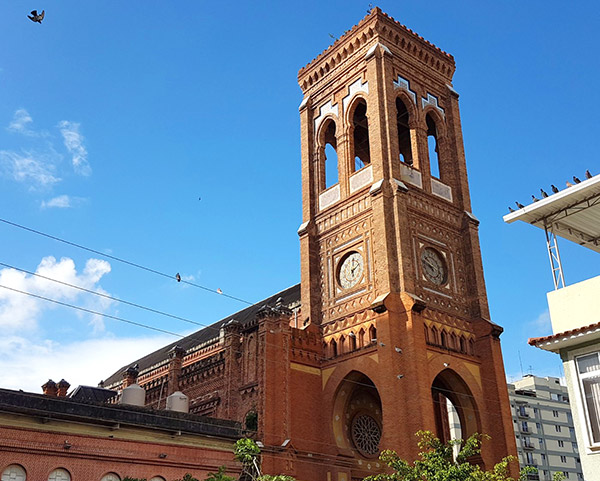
[0,388,241,481]
[97,8,518,481]
[508,375,583,480]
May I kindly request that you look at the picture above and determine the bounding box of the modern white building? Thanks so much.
[504,172,600,480]
[508,375,583,480]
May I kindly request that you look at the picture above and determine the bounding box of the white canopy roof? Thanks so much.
[503,174,600,253]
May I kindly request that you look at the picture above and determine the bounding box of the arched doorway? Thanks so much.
[332,371,382,458]
[431,369,480,447]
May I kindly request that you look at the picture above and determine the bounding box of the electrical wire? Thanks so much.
[0,261,210,329]
[0,217,252,305]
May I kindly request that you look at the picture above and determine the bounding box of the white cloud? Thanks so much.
[40,194,86,209]
[0,256,112,332]
[58,120,91,176]
[529,310,552,335]
[7,109,35,136]
[0,149,61,187]
[0,334,173,393]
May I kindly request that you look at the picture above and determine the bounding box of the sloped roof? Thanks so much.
[529,320,600,352]
[104,284,301,387]
[70,385,118,403]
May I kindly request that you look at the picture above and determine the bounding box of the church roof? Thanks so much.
[104,283,301,388]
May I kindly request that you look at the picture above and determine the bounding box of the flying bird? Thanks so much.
[573,176,581,184]
[551,184,559,193]
[540,189,548,198]
[531,195,539,203]
[175,273,181,282]
[516,201,525,209]
[27,10,44,23]
[508,206,515,213]
[586,170,593,179]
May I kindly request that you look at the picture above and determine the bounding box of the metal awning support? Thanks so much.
[544,222,565,290]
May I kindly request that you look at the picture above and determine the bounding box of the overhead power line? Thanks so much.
[0,217,252,305]
[0,284,183,338]
[0,260,208,329]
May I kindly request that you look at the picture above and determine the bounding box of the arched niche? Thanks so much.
[331,371,382,458]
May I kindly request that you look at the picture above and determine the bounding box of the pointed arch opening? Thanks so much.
[369,325,377,343]
[396,97,413,165]
[320,119,339,190]
[351,99,371,171]
[432,369,480,447]
[426,113,440,178]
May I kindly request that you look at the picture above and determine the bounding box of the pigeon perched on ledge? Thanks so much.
[28,10,44,23]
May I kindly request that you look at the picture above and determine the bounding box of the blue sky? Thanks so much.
[0,1,598,392]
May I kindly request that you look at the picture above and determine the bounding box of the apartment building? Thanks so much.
[508,375,583,480]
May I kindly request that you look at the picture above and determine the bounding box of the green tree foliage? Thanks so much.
[205,466,235,481]
[365,431,538,481]
[233,438,296,481]
[174,475,200,481]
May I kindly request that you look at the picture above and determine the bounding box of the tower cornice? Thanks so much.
[297,7,455,94]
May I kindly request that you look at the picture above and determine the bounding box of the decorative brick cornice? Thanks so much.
[298,8,455,93]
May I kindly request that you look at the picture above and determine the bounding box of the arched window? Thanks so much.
[396,98,412,165]
[100,474,121,481]
[349,332,357,351]
[48,469,70,481]
[321,120,338,188]
[331,339,338,357]
[149,478,166,481]
[440,330,448,348]
[450,333,458,351]
[424,325,430,344]
[245,410,258,432]
[469,339,475,356]
[340,335,346,354]
[459,336,466,354]
[426,113,440,178]
[352,100,370,171]
[358,328,365,348]
[431,327,439,345]
[369,325,377,343]
[2,465,26,481]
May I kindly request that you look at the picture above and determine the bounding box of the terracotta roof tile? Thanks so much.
[528,320,600,346]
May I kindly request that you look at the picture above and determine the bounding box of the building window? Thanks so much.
[576,352,600,445]
[149,478,166,481]
[553,410,559,417]
[534,407,538,414]
[525,452,534,464]
[560,455,567,463]
[536,422,542,430]
[351,100,370,171]
[320,119,339,189]
[558,440,564,447]
[425,113,441,178]
[396,98,413,165]
[1,465,26,481]
[48,469,71,481]
[100,475,121,481]
[521,421,529,432]
[555,425,562,433]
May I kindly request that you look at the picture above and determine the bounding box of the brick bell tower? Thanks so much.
[295,7,517,477]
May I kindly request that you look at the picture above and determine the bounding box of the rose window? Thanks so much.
[351,413,381,456]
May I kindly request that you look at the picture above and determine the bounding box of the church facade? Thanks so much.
[105,9,517,480]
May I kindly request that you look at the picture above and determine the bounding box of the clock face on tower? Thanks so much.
[420,247,448,286]
[337,251,364,289]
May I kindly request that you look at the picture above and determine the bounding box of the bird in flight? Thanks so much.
[28,10,45,23]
